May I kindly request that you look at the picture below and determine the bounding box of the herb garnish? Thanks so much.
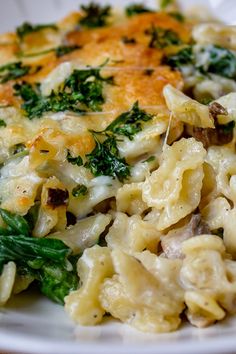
[125,3,153,17]
[169,12,185,22]
[55,45,82,58]
[198,45,236,79]
[104,101,153,140]
[14,64,114,119]
[72,184,88,197]
[164,45,236,79]
[85,133,130,182]
[0,61,41,84]
[66,150,83,166]
[84,102,153,181]
[160,0,173,9]
[79,2,111,28]
[145,24,182,48]
[16,22,58,40]
[0,120,6,127]
[164,46,193,68]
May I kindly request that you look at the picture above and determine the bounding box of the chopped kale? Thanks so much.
[16,22,58,40]
[72,184,88,197]
[55,45,82,58]
[104,101,153,140]
[85,133,130,182]
[79,2,111,28]
[145,24,182,48]
[84,103,153,181]
[14,64,114,118]
[0,61,41,84]
[125,3,153,17]
[67,151,83,166]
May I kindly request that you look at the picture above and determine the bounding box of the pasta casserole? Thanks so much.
[1,0,236,333]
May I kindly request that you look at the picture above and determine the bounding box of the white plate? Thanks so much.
[1,290,236,354]
[1,1,236,353]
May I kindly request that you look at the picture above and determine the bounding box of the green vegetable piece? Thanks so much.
[221,120,235,134]
[55,45,82,58]
[145,24,182,48]
[39,262,78,304]
[164,46,193,68]
[14,64,114,119]
[104,101,153,140]
[160,0,173,9]
[67,151,83,166]
[72,184,88,197]
[0,235,70,264]
[125,3,153,16]
[198,45,236,79]
[0,120,6,127]
[143,155,155,163]
[0,62,32,83]
[168,11,185,22]
[25,203,40,231]
[16,22,58,40]
[0,234,78,304]
[79,2,111,28]
[0,208,30,236]
[85,134,130,182]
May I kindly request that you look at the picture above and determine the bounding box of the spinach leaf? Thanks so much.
[16,22,58,40]
[0,235,78,304]
[0,208,30,236]
[125,3,153,16]
[14,65,113,119]
[0,235,70,264]
[0,62,39,84]
[39,262,78,304]
[79,2,111,28]
[72,184,88,197]
[145,24,182,48]
[55,45,82,58]
[104,101,153,140]
[85,133,130,182]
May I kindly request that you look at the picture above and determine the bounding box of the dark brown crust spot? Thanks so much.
[47,188,69,208]
[209,102,228,120]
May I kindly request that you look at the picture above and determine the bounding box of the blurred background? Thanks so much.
[0,0,235,34]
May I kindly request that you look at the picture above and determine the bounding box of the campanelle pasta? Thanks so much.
[1,0,236,335]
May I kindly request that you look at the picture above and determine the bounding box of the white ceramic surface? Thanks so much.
[1,1,236,353]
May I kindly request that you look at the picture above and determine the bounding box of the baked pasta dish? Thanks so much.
[1,0,236,333]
